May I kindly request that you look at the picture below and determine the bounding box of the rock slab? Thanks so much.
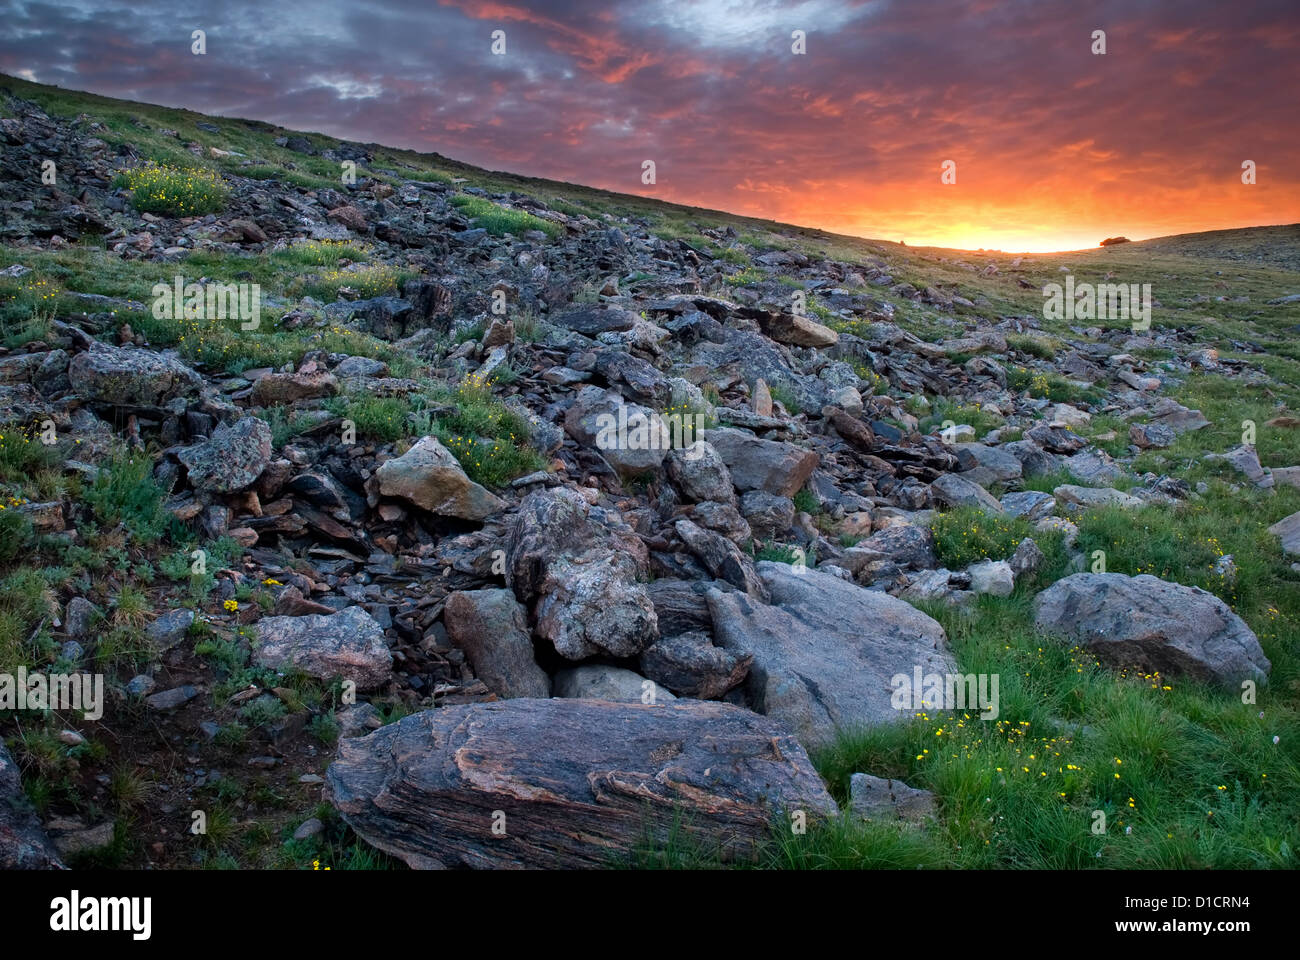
[327,698,837,868]
[707,562,955,748]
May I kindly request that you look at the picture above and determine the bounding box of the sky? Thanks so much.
[2,0,1297,252]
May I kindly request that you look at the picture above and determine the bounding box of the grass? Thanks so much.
[302,262,406,301]
[325,393,416,444]
[422,371,545,487]
[82,449,177,542]
[930,507,1036,568]
[448,194,563,239]
[921,397,1005,438]
[1007,366,1101,404]
[271,239,369,268]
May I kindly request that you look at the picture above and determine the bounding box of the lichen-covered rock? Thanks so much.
[177,416,272,493]
[68,343,201,406]
[506,488,657,659]
[253,606,392,689]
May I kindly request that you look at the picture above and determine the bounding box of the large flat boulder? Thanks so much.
[68,343,200,406]
[327,698,836,868]
[551,305,638,336]
[707,562,955,748]
[1033,573,1270,688]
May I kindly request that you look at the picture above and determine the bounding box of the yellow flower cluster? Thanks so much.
[316,263,398,298]
[118,162,228,216]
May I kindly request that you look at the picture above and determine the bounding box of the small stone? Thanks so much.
[126,675,157,696]
[146,685,198,710]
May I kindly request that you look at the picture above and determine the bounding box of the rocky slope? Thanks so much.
[1,77,1297,869]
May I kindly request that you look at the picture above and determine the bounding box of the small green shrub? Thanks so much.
[114,163,228,216]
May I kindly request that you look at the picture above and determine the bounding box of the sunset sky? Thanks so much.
[3,0,1297,251]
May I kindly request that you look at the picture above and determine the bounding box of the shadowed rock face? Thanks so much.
[443,589,550,699]
[1033,573,1271,688]
[326,698,837,869]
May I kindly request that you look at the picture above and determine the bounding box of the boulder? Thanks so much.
[327,698,837,868]
[1147,397,1209,434]
[856,522,936,571]
[552,305,638,336]
[968,559,1014,597]
[930,473,1003,513]
[848,773,937,823]
[1268,510,1300,557]
[1064,448,1124,485]
[639,631,751,700]
[145,608,195,652]
[706,427,819,498]
[443,590,550,699]
[739,490,795,540]
[757,312,839,348]
[1004,440,1062,477]
[955,443,1022,486]
[68,343,200,406]
[1053,484,1144,511]
[675,518,769,600]
[665,441,734,503]
[177,416,272,493]
[506,488,658,659]
[707,562,955,748]
[1000,490,1057,520]
[253,606,393,689]
[376,436,505,520]
[1033,573,1270,688]
[1129,422,1176,449]
[552,665,674,703]
[563,386,670,479]
[249,369,339,405]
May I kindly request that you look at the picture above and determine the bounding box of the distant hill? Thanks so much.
[1130,224,1300,272]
